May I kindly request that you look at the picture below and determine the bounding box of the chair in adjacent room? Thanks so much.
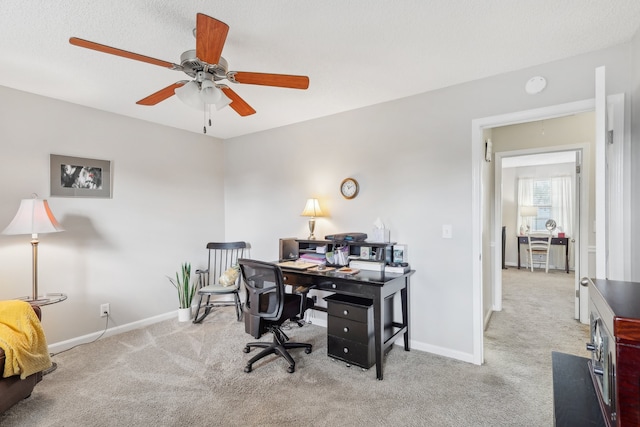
[238,258,314,374]
[193,241,247,323]
[527,230,552,273]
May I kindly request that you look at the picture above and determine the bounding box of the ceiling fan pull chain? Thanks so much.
[203,105,207,134]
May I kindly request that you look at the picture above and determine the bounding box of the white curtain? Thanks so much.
[517,178,533,233]
[551,176,573,237]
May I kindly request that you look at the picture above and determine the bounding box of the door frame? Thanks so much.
[472,94,628,364]
[472,98,594,365]
[493,144,588,317]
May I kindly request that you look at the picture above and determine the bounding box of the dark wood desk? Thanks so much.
[280,267,413,380]
[517,236,570,273]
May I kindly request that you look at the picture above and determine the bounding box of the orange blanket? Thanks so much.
[0,300,51,379]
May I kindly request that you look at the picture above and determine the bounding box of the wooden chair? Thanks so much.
[192,242,247,323]
[527,231,552,273]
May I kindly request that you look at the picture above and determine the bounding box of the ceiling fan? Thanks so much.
[69,13,309,120]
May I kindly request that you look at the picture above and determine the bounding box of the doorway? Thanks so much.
[490,114,593,324]
[471,92,627,365]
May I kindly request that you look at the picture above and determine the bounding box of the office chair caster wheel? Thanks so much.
[287,365,295,373]
[244,365,252,373]
[243,346,250,353]
[305,347,312,354]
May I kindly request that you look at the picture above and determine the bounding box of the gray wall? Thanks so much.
[0,39,637,362]
[0,86,226,343]
[224,42,634,361]
[632,29,640,281]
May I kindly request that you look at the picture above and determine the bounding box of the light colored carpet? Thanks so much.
[1,267,588,426]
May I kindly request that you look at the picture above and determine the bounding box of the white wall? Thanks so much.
[0,86,226,344]
[631,29,640,281]
[224,43,634,361]
[1,41,636,362]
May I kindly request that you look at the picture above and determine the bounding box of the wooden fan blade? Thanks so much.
[136,82,185,106]
[69,37,177,69]
[221,87,256,116]
[196,13,229,65]
[231,72,309,89]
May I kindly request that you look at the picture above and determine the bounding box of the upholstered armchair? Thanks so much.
[0,304,45,414]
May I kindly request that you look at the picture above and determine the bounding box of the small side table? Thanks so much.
[17,293,67,306]
[17,293,67,375]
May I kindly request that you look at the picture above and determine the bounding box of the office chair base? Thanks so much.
[242,327,312,373]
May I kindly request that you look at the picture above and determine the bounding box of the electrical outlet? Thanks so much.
[100,303,110,317]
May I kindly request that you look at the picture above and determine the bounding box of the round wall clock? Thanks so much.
[340,178,359,199]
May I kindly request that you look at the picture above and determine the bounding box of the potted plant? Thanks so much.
[168,262,197,322]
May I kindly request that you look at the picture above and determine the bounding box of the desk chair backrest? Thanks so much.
[238,259,286,338]
[527,231,552,272]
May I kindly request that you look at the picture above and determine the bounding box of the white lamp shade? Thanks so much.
[2,198,64,236]
[301,199,324,217]
[175,80,232,112]
[200,80,221,104]
[520,206,538,217]
[175,81,204,110]
[214,90,232,110]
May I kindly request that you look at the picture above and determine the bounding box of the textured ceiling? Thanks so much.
[2,1,640,139]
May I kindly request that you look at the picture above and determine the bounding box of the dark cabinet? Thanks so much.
[325,294,375,368]
[325,294,394,369]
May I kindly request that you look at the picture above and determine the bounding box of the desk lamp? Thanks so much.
[301,198,324,239]
[2,194,64,302]
[520,206,538,234]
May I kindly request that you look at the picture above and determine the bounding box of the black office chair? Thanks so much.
[238,258,314,373]
[193,242,247,323]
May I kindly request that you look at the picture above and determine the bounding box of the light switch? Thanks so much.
[442,224,453,239]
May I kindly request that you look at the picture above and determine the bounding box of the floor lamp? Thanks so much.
[2,194,64,302]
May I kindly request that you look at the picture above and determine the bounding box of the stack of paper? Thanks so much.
[299,253,326,265]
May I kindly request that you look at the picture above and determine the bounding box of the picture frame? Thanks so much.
[393,245,407,263]
[50,154,112,198]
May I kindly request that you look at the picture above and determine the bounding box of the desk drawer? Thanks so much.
[328,316,372,345]
[325,294,372,323]
[281,273,315,287]
[327,335,375,369]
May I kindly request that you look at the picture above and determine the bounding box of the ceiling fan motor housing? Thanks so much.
[180,50,227,82]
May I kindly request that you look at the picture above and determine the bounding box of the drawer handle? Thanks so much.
[343,347,349,354]
[343,327,349,333]
[343,309,349,316]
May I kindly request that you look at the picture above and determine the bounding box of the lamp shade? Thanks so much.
[175,81,204,110]
[2,197,64,237]
[520,206,538,217]
[175,80,232,111]
[301,199,324,217]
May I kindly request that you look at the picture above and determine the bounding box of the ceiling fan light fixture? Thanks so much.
[175,80,204,110]
[214,91,232,110]
[200,80,222,104]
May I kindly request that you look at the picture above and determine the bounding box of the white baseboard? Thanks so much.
[48,310,177,354]
[48,309,478,366]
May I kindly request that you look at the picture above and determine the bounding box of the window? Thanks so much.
[518,176,573,236]
[531,179,551,231]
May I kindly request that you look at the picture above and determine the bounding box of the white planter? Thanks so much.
[178,307,192,322]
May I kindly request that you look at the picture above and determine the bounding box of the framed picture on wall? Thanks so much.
[50,154,112,198]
